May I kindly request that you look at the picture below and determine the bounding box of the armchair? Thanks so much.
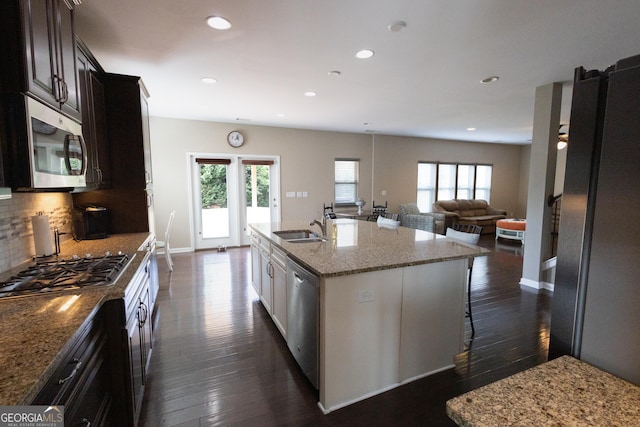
[399,203,445,234]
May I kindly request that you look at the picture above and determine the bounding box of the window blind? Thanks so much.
[195,158,231,165]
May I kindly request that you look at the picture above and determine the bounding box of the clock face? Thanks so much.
[227,131,245,147]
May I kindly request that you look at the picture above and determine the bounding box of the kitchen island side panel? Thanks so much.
[320,268,403,412]
[399,259,466,382]
[320,260,467,412]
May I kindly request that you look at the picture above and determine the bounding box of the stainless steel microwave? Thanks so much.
[25,96,87,188]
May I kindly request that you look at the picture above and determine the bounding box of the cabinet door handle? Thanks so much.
[79,418,91,427]
[57,358,82,385]
[140,302,149,324]
[137,305,145,327]
[267,261,274,278]
[53,75,62,102]
[61,79,69,103]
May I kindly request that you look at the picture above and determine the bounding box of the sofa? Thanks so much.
[399,203,445,234]
[432,199,507,234]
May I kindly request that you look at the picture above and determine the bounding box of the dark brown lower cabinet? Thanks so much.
[32,248,156,426]
[104,250,154,426]
[32,309,113,426]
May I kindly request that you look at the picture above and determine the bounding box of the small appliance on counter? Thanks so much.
[73,204,109,240]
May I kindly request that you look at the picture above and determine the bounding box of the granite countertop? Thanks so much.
[446,355,640,426]
[0,232,152,406]
[250,219,489,277]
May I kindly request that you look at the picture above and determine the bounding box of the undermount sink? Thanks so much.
[273,230,327,243]
[287,237,327,243]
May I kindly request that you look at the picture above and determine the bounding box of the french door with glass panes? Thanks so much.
[192,155,280,249]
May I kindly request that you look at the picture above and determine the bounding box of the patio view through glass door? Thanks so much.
[193,155,279,249]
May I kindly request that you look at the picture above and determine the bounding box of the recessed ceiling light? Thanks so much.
[480,76,499,84]
[201,77,217,84]
[388,21,407,32]
[355,49,375,59]
[304,91,317,97]
[206,16,232,30]
[467,127,476,131]
[276,113,285,117]
[328,70,342,76]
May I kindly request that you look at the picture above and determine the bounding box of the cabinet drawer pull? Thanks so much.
[57,358,82,385]
[80,418,91,427]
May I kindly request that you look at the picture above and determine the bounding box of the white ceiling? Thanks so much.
[74,0,640,144]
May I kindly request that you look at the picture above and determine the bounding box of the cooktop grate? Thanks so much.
[0,254,129,298]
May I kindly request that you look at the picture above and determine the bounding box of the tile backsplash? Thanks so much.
[0,192,73,272]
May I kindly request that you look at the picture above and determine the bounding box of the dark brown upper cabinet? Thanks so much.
[73,74,155,234]
[1,0,81,122]
[76,39,111,189]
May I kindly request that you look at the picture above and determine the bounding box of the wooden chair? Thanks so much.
[446,223,482,337]
[367,201,388,221]
[323,203,336,219]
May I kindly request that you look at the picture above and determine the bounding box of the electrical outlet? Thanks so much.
[381,190,387,196]
[286,192,296,198]
[358,290,374,303]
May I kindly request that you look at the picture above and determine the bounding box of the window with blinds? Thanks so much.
[335,159,359,205]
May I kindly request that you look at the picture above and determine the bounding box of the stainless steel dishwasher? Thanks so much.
[286,257,319,389]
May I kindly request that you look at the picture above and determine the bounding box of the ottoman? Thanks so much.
[496,219,526,244]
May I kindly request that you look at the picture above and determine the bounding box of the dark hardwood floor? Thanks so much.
[139,235,551,426]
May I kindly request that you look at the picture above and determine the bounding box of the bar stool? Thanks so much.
[446,223,482,338]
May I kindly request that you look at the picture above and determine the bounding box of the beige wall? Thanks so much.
[149,117,528,250]
[371,134,524,217]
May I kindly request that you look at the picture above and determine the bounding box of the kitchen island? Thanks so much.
[250,219,488,413]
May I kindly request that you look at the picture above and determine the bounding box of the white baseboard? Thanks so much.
[520,277,554,292]
[157,247,191,255]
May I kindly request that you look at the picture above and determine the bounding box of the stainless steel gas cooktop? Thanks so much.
[0,253,129,299]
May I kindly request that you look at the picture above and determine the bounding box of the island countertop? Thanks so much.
[250,219,489,277]
[0,232,152,406]
[446,355,640,426]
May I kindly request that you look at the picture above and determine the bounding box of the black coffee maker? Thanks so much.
[73,205,109,240]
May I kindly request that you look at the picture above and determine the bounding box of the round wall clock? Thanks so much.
[227,131,245,147]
